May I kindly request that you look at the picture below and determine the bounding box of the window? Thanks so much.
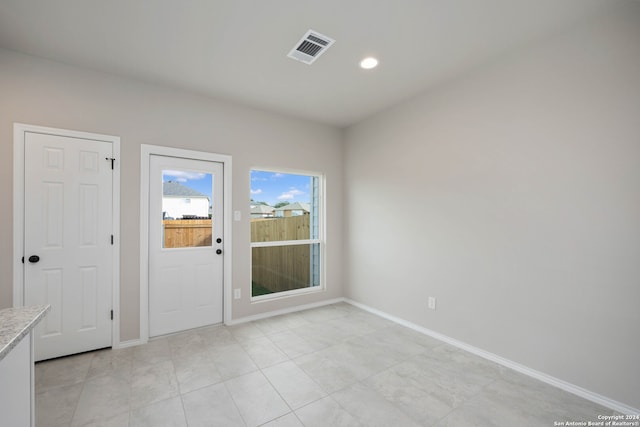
[250,169,323,299]
[162,171,213,248]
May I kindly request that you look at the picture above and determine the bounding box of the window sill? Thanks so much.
[250,285,324,304]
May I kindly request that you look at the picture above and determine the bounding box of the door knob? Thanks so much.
[216,238,222,244]
[216,249,222,255]
[28,255,40,263]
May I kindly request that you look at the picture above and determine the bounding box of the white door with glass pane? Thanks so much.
[23,130,114,361]
[148,155,224,337]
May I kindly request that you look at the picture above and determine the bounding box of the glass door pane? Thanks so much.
[161,169,213,248]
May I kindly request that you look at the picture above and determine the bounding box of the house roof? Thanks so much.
[251,205,275,214]
[163,181,209,198]
[274,202,310,212]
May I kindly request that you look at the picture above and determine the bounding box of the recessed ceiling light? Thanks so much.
[360,57,379,70]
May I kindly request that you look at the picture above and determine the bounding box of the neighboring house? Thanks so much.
[274,202,310,218]
[251,204,275,218]
[162,181,210,219]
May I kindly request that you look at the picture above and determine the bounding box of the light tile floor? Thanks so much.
[35,302,615,426]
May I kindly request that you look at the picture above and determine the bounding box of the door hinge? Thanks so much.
[110,235,114,245]
[105,157,115,170]
[110,310,113,320]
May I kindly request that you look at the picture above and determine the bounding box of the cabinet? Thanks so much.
[0,305,49,427]
[0,332,33,426]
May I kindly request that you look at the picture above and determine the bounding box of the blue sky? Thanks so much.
[163,170,212,200]
[162,169,311,207]
[251,170,311,206]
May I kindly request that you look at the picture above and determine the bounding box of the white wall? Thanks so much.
[162,197,209,219]
[0,48,343,341]
[344,2,640,410]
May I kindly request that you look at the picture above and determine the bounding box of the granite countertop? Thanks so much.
[0,305,50,362]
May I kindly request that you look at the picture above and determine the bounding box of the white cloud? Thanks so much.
[271,173,284,179]
[277,188,304,200]
[250,189,262,195]
[163,170,207,182]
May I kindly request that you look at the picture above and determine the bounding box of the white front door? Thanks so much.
[23,131,114,361]
[148,155,224,337]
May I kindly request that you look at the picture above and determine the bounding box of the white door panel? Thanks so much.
[24,132,113,361]
[149,155,224,337]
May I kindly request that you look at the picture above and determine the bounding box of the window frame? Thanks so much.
[249,167,325,302]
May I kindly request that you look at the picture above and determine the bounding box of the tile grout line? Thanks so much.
[221,380,250,427]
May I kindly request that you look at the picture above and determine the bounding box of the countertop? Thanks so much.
[0,305,50,362]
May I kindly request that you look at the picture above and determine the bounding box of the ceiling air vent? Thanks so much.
[287,29,335,65]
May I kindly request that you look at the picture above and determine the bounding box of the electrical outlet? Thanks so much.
[234,211,242,221]
[234,288,241,299]
[428,296,436,310]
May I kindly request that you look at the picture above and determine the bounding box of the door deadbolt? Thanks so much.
[28,255,40,263]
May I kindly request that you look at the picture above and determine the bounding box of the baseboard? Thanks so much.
[226,297,346,326]
[115,298,345,345]
[344,298,639,416]
[114,338,144,349]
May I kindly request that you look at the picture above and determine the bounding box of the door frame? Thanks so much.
[139,144,232,344]
[13,123,121,348]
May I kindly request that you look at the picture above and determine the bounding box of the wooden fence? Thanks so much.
[252,215,311,294]
[252,244,310,294]
[163,219,212,248]
[163,215,312,294]
[250,214,310,242]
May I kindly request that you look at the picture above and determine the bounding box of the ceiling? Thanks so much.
[0,0,615,127]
